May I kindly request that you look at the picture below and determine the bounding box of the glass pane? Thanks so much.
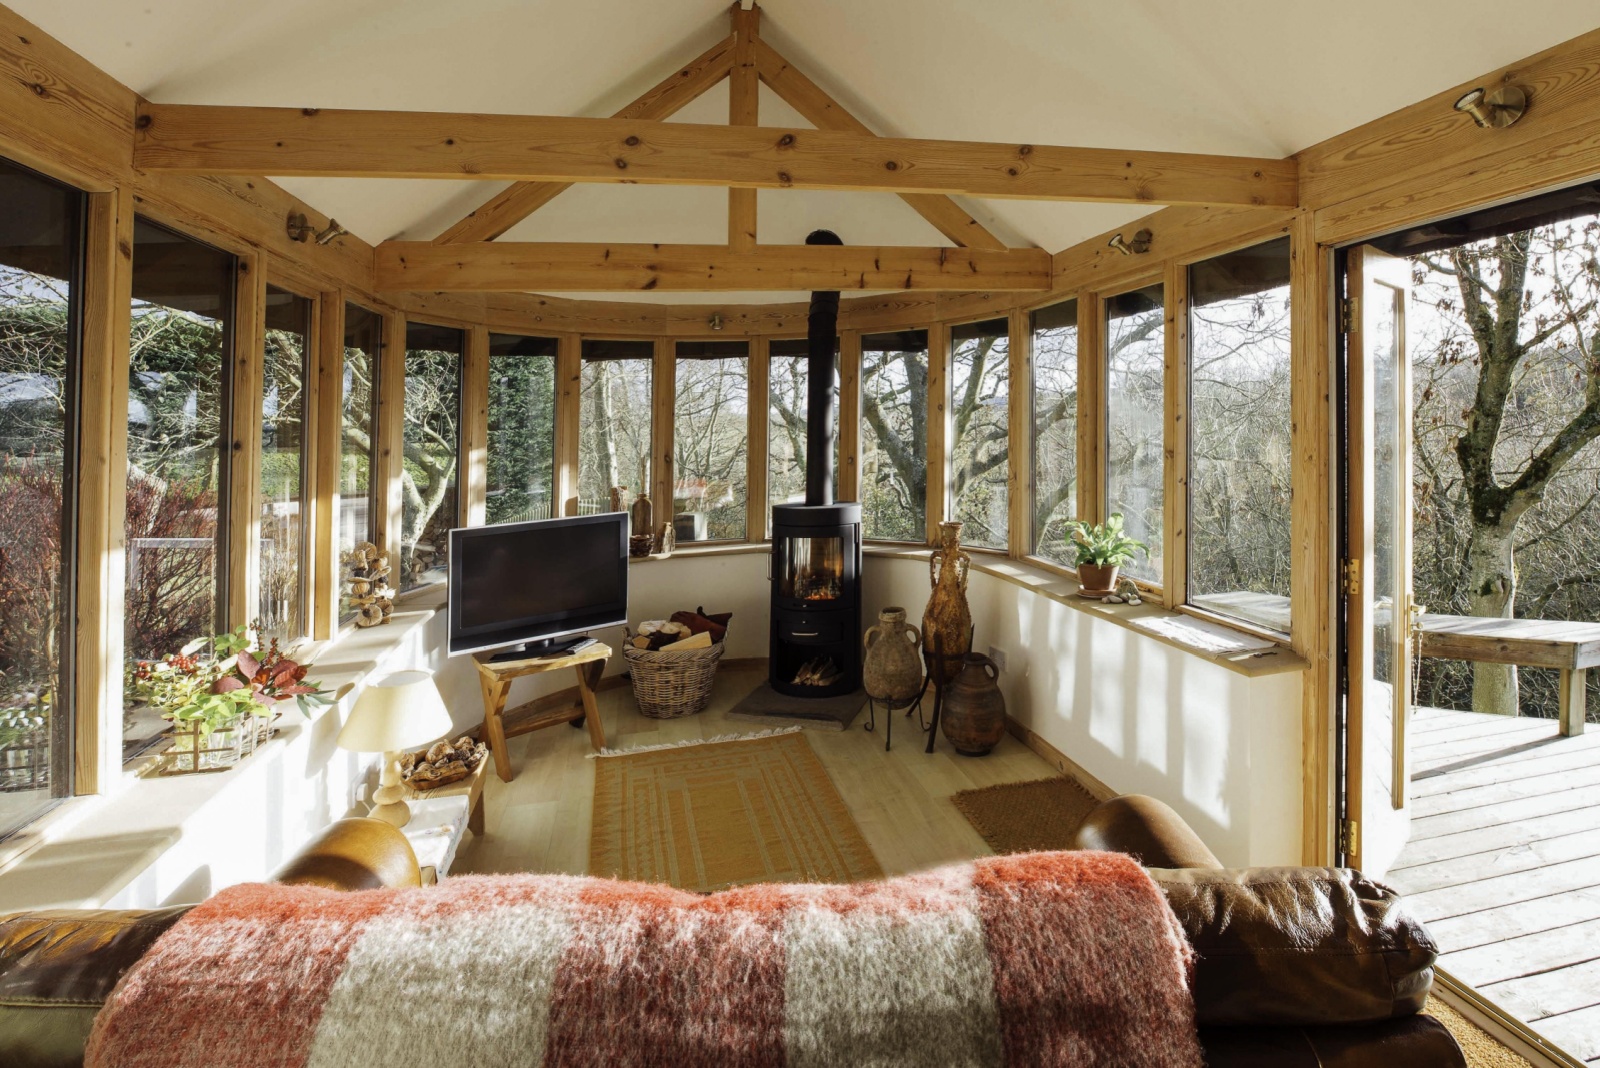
[950,318,1009,550]
[1105,284,1165,584]
[1372,287,1400,692]
[674,340,747,541]
[339,304,380,620]
[400,322,462,592]
[578,339,653,517]
[1188,238,1293,633]
[125,218,233,761]
[781,536,843,602]
[860,330,928,541]
[1031,299,1078,565]
[766,338,839,532]
[0,158,81,835]
[486,333,556,525]
[258,287,311,646]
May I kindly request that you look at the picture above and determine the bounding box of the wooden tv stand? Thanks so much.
[473,642,612,781]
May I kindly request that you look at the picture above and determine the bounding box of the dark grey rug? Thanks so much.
[725,681,866,731]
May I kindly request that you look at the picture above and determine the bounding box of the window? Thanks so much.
[578,339,653,516]
[767,338,839,529]
[949,318,1009,550]
[401,322,463,592]
[0,158,83,836]
[1188,239,1293,633]
[258,287,311,646]
[339,303,380,619]
[1105,284,1165,585]
[1031,299,1079,565]
[124,219,235,759]
[674,340,747,541]
[860,329,928,541]
[486,333,557,525]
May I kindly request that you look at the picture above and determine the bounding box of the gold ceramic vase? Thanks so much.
[922,521,973,686]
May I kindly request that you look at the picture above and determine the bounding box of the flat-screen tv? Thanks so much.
[447,513,628,659]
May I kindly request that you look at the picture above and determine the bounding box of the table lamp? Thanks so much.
[337,669,453,829]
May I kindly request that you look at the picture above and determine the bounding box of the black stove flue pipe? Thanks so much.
[804,229,842,507]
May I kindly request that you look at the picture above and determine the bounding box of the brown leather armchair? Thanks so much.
[0,817,421,1068]
[1075,794,1467,1068]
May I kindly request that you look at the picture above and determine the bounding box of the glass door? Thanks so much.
[1345,245,1419,879]
[779,535,844,603]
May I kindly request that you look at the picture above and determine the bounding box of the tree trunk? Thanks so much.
[1465,519,1519,715]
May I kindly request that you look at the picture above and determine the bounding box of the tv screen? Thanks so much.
[447,513,628,657]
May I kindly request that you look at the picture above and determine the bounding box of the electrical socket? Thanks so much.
[987,646,1007,673]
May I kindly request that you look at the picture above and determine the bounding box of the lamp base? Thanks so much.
[368,798,412,829]
[369,750,412,828]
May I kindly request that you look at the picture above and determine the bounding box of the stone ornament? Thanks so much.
[344,541,395,627]
[922,521,973,686]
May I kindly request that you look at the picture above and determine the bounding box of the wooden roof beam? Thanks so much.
[134,105,1299,207]
[373,241,1053,292]
[752,37,1008,251]
[728,3,759,251]
[433,33,737,243]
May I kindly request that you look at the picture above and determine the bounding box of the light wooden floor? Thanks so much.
[454,662,1060,879]
[1389,706,1600,1064]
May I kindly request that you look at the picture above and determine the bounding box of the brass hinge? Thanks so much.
[1341,558,1361,597]
[1338,818,1359,857]
[1340,295,1361,333]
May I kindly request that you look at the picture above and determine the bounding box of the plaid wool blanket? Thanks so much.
[88,850,1201,1068]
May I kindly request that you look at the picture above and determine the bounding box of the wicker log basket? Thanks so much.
[624,639,726,719]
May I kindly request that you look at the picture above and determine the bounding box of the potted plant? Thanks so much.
[1064,513,1149,596]
[130,626,331,774]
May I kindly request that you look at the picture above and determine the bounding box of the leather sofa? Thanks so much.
[0,798,1465,1067]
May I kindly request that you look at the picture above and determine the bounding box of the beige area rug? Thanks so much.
[589,729,884,893]
[1426,996,1535,1068]
[951,775,1102,855]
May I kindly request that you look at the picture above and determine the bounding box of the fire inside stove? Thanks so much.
[780,536,843,602]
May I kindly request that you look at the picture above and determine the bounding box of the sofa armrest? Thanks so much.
[1072,795,1224,869]
[270,817,421,891]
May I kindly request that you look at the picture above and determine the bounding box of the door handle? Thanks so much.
[791,631,819,638]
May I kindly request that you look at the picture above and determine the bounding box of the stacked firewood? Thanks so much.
[629,607,732,651]
[792,658,842,687]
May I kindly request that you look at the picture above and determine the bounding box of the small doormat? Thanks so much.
[724,680,866,731]
[951,775,1102,856]
[1425,996,1534,1068]
[589,729,883,892]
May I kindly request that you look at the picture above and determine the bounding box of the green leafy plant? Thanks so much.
[129,626,331,738]
[1064,513,1149,568]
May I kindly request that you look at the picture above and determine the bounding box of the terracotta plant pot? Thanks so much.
[863,607,924,706]
[941,653,1007,756]
[1077,562,1120,594]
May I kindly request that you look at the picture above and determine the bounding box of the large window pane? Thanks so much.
[766,338,839,533]
[860,330,928,541]
[401,322,462,591]
[487,333,556,525]
[125,219,234,759]
[0,158,81,836]
[674,340,747,541]
[1188,238,1293,633]
[578,339,653,517]
[259,286,311,646]
[1105,284,1165,584]
[950,318,1009,550]
[339,304,380,620]
[1031,299,1078,565]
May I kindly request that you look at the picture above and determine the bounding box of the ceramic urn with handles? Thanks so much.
[940,652,1007,756]
[922,520,973,686]
[863,607,924,707]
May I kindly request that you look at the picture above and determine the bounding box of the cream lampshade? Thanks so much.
[337,669,453,829]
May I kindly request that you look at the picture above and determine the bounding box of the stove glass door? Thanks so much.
[780,536,844,603]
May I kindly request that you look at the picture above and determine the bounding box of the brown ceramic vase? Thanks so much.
[863,607,924,706]
[922,521,972,686]
[940,653,1006,756]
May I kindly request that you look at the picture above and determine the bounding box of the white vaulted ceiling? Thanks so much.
[16,0,1600,301]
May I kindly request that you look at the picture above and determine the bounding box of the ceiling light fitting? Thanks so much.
[287,212,350,245]
[1107,229,1153,256]
[1453,85,1528,129]
[708,313,724,331]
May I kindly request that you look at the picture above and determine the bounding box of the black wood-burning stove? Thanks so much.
[769,230,863,698]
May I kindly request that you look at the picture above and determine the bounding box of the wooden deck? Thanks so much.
[1389,706,1600,1064]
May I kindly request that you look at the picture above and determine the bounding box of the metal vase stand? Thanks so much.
[863,627,971,754]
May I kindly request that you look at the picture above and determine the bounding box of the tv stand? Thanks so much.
[473,642,613,780]
[488,636,594,663]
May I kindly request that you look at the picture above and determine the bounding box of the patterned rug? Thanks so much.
[951,775,1102,855]
[589,729,883,892]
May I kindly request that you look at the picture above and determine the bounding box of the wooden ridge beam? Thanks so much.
[135,104,1299,207]
[752,37,1007,251]
[374,241,1052,292]
[434,33,737,243]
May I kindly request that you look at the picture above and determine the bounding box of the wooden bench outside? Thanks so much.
[1419,615,1600,736]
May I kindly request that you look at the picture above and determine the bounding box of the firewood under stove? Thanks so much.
[792,658,842,687]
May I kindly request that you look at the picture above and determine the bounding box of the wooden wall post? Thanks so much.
[376,311,407,568]
[462,324,490,526]
[310,293,344,640]
[652,338,676,526]
[838,329,861,503]
[746,335,769,540]
[227,252,267,630]
[1162,260,1191,608]
[74,187,134,794]
[555,333,581,516]
[1007,307,1030,559]
[1075,290,1105,525]
[728,3,760,252]
[925,321,950,543]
